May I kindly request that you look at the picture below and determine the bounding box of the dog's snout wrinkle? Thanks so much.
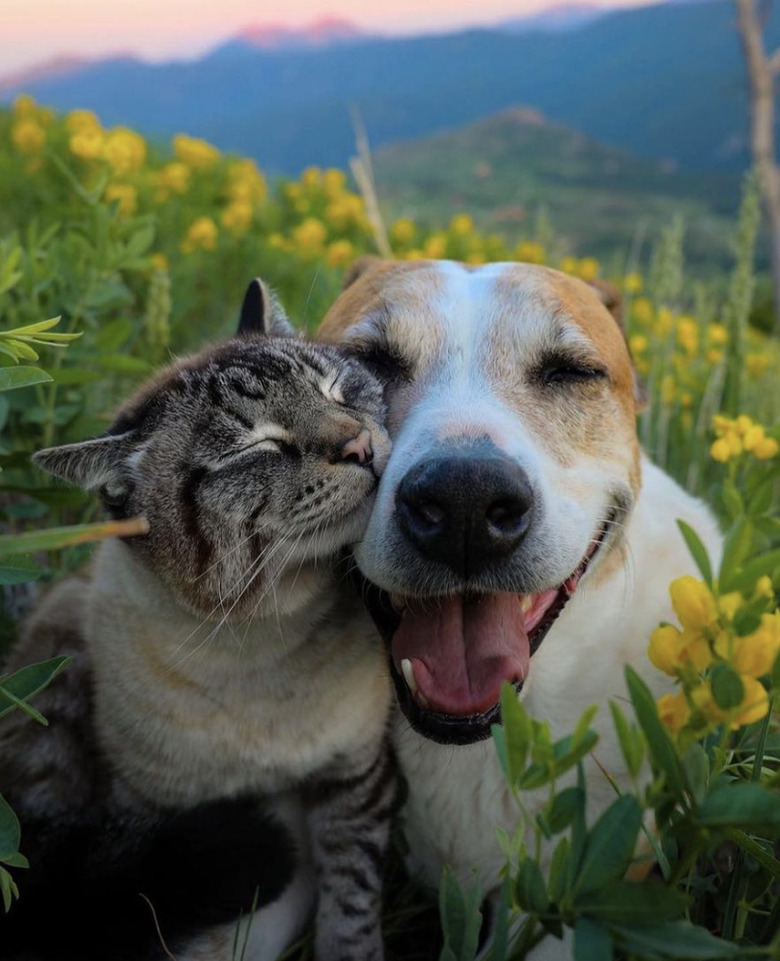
[396,450,534,577]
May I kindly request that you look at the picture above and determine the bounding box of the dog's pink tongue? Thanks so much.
[392,594,530,716]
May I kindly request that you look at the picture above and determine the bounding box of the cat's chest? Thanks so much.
[91,616,390,807]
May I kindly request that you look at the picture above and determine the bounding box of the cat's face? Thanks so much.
[35,338,390,620]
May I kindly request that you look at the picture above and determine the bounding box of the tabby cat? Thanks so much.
[0,280,396,961]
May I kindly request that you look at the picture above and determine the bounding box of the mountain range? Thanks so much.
[0,0,773,176]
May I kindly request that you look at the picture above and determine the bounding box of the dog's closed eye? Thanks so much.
[535,352,609,387]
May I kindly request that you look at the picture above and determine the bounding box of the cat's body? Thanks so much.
[1,301,396,961]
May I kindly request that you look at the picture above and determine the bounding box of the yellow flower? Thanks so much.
[754,437,779,460]
[578,257,599,281]
[405,248,425,260]
[707,323,728,346]
[710,438,731,463]
[13,94,38,118]
[182,216,219,252]
[742,424,765,451]
[466,250,486,265]
[648,624,712,675]
[629,334,648,355]
[560,256,579,276]
[632,298,653,325]
[755,576,775,599]
[323,168,346,199]
[390,218,416,247]
[69,129,104,161]
[515,241,545,265]
[729,612,780,678]
[661,374,676,405]
[623,273,643,294]
[173,133,220,169]
[292,217,327,257]
[736,414,753,436]
[693,677,769,729]
[159,162,191,194]
[301,166,322,190]
[150,253,169,272]
[746,352,770,379]
[103,183,137,217]
[450,214,474,236]
[326,239,355,268]
[325,195,365,229]
[11,120,45,154]
[103,128,146,176]
[221,201,253,234]
[717,592,744,621]
[423,233,447,259]
[37,107,56,127]
[65,109,101,134]
[706,348,724,365]
[657,691,690,734]
[675,316,698,357]
[655,308,673,335]
[670,576,717,633]
[227,159,266,204]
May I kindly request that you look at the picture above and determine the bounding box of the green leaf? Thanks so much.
[710,665,745,710]
[483,877,510,961]
[697,781,780,836]
[95,317,134,351]
[574,795,643,895]
[0,797,21,860]
[50,367,104,387]
[677,520,713,586]
[609,701,645,780]
[681,742,709,806]
[748,474,777,516]
[498,682,531,785]
[610,920,742,958]
[0,864,19,912]
[0,656,70,722]
[0,554,42,586]
[1,852,29,870]
[0,366,52,392]
[95,354,153,375]
[574,919,612,961]
[0,518,148,557]
[576,880,686,923]
[724,548,780,594]
[548,835,571,905]
[519,730,598,790]
[438,866,482,961]
[545,787,583,835]
[625,666,687,800]
[515,858,548,915]
[719,518,754,592]
[1,317,62,337]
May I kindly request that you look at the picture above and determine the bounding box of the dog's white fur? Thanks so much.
[319,259,722,959]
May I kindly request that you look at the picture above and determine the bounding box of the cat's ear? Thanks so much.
[33,432,136,493]
[237,278,295,338]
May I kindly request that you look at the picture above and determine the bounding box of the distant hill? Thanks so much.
[1,0,775,175]
[373,108,743,268]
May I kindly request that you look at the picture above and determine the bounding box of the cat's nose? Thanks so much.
[339,428,373,466]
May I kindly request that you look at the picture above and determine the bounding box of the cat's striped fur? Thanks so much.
[1,285,396,961]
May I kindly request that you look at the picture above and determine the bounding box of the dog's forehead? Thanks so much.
[321,260,627,369]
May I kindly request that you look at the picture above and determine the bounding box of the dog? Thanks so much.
[318,258,722,959]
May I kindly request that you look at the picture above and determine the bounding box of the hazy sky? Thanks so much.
[1,0,655,76]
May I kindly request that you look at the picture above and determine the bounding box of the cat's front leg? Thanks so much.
[306,741,397,961]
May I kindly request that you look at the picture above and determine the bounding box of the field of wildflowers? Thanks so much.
[1,95,780,959]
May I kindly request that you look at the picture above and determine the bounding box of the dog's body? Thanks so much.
[319,259,722,955]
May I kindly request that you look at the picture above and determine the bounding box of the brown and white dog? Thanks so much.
[319,258,722,958]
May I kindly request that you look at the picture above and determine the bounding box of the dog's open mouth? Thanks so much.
[364,513,617,744]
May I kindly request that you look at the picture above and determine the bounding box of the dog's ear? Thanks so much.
[588,279,623,328]
[341,256,385,291]
[237,278,294,338]
[589,279,648,411]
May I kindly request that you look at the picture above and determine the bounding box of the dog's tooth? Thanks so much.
[519,595,533,614]
[401,658,418,695]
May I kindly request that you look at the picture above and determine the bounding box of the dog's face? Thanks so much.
[319,259,641,744]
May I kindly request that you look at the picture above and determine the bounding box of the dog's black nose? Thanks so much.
[396,449,534,576]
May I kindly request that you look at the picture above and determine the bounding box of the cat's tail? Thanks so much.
[0,795,297,961]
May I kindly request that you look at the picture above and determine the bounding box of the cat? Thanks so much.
[0,280,396,961]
